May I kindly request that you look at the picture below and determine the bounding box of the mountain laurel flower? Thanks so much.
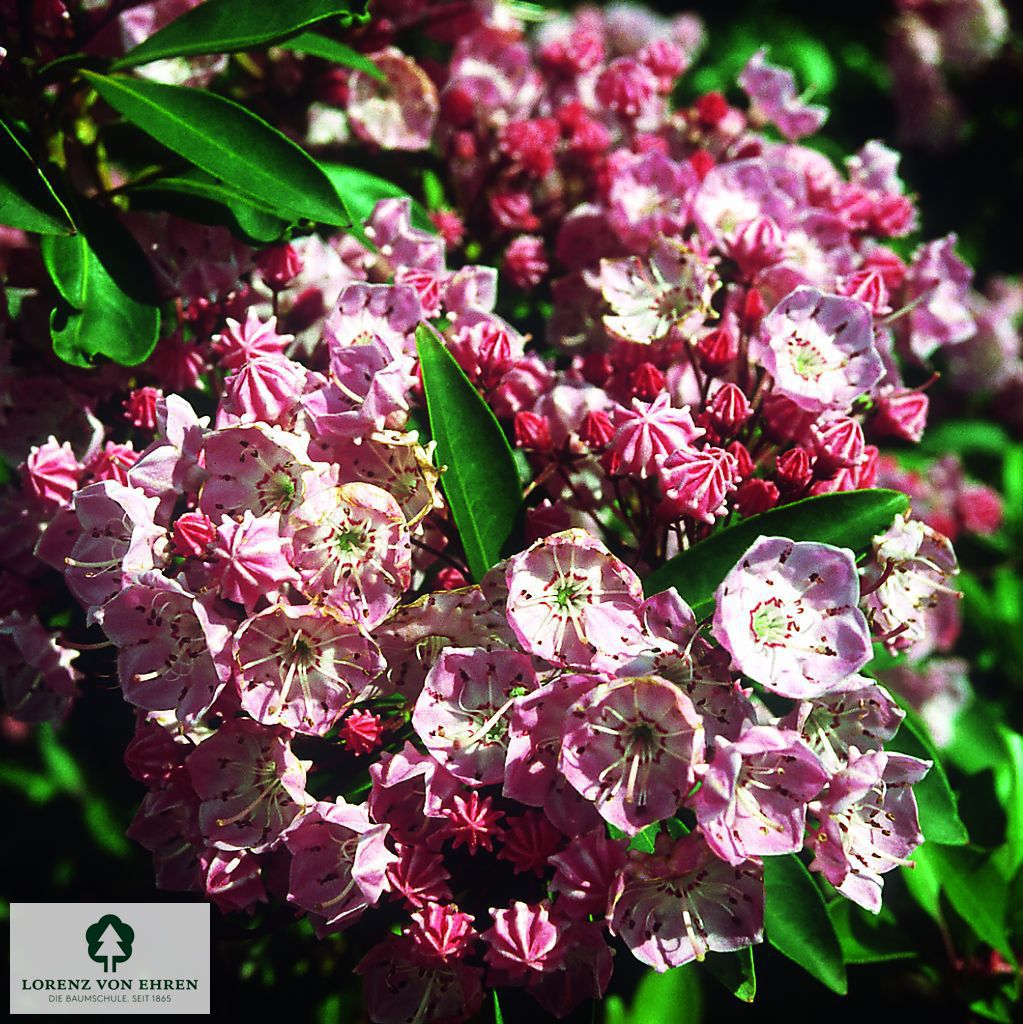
[713,536,873,697]
[861,514,959,652]
[609,832,764,971]
[504,529,645,667]
[21,437,82,508]
[807,747,930,913]
[482,901,567,979]
[693,723,828,864]
[752,287,883,413]
[211,510,300,611]
[739,48,828,141]
[171,511,216,558]
[560,675,705,835]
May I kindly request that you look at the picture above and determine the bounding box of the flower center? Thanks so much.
[751,601,789,644]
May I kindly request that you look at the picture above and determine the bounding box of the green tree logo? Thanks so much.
[85,914,135,973]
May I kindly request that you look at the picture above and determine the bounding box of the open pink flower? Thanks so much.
[560,674,705,835]
[346,48,439,151]
[187,718,310,853]
[808,747,929,912]
[739,49,828,141]
[413,647,537,786]
[713,536,872,697]
[752,287,883,413]
[609,832,764,971]
[234,603,384,735]
[285,798,395,933]
[693,723,828,864]
[504,529,644,667]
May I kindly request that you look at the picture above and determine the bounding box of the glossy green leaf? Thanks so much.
[888,710,970,846]
[128,168,291,244]
[41,204,160,367]
[417,325,522,581]
[82,72,349,226]
[917,844,1015,961]
[764,855,847,994]
[701,948,755,1003]
[919,419,1010,456]
[278,31,384,79]
[0,118,74,235]
[627,967,702,1024]
[827,898,916,964]
[114,0,367,69]
[320,162,435,236]
[643,489,910,614]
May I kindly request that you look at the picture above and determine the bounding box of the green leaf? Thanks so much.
[278,31,384,80]
[41,203,160,367]
[82,72,349,226]
[627,823,660,853]
[764,855,847,994]
[888,710,970,846]
[919,419,1010,456]
[492,990,504,1024]
[416,324,521,582]
[623,967,702,1024]
[827,898,916,964]
[114,0,367,69]
[128,168,291,244]
[0,118,75,234]
[918,844,1015,961]
[701,948,755,1003]
[643,489,909,615]
[319,162,435,236]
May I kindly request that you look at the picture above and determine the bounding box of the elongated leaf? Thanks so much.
[114,0,367,69]
[918,844,1015,961]
[827,899,915,964]
[764,855,847,994]
[128,169,291,244]
[41,203,160,367]
[643,489,909,614]
[417,325,521,581]
[278,32,385,79]
[0,118,74,234]
[624,966,702,1024]
[82,73,349,226]
[701,948,755,1003]
[320,162,435,235]
[888,710,969,846]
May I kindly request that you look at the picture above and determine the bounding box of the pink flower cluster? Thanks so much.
[0,3,979,1021]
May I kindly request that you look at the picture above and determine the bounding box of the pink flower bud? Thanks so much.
[735,477,779,516]
[959,486,1003,535]
[435,566,470,590]
[839,269,891,315]
[123,387,163,431]
[580,351,613,386]
[86,441,138,485]
[338,709,386,756]
[503,235,549,289]
[658,444,740,524]
[430,209,465,247]
[514,411,554,452]
[171,511,216,558]
[695,92,729,127]
[21,437,82,508]
[727,440,754,478]
[630,361,666,400]
[741,287,767,333]
[775,447,814,493]
[812,417,866,474]
[696,326,738,373]
[872,389,929,443]
[255,243,302,289]
[690,149,715,180]
[407,903,478,964]
[708,383,752,434]
[580,409,614,450]
[729,216,784,277]
[861,246,907,290]
[596,57,657,117]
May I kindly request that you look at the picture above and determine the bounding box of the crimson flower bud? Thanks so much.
[735,477,779,516]
[695,91,729,127]
[728,216,783,278]
[708,383,752,434]
[872,390,929,443]
[839,268,890,315]
[740,287,766,333]
[630,361,666,400]
[727,440,754,479]
[171,511,216,558]
[689,149,715,181]
[514,411,553,452]
[580,409,614,450]
[775,447,814,493]
[696,326,738,373]
[255,243,302,290]
[812,417,865,475]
